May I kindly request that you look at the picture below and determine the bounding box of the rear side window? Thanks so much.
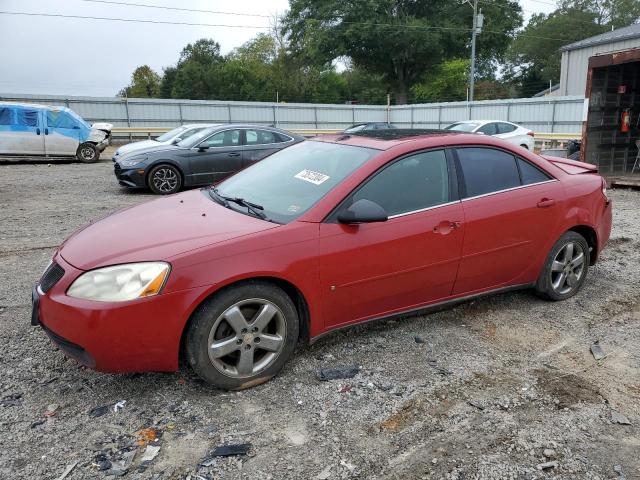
[16,108,39,127]
[0,107,14,125]
[478,123,498,135]
[497,122,517,134]
[351,150,450,216]
[245,129,283,145]
[457,148,520,198]
[518,158,551,185]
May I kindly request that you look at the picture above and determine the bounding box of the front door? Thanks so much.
[187,129,244,185]
[318,149,464,329]
[452,147,563,295]
[44,109,80,156]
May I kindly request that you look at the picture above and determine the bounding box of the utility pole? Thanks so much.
[469,0,483,102]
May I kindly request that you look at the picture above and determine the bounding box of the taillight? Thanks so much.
[527,131,535,137]
[602,177,608,201]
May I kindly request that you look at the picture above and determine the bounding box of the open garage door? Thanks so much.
[584,50,640,174]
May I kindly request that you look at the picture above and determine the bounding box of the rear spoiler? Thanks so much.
[541,155,598,174]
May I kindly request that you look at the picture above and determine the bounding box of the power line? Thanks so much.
[76,0,271,18]
[0,10,269,29]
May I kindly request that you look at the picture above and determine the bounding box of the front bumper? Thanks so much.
[114,162,147,188]
[32,253,208,373]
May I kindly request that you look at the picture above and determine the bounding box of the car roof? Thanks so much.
[0,101,72,113]
[312,129,464,150]
[198,124,303,137]
[451,120,517,126]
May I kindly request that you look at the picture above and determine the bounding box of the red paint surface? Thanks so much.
[38,133,613,373]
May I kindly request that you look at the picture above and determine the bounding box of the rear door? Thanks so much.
[45,109,80,156]
[318,149,464,329]
[2,106,45,156]
[242,129,292,167]
[477,122,498,136]
[187,129,243,184]
[451,147,563,295]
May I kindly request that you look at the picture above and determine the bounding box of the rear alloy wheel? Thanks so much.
[77,143,99,163]
[185,282,299,390]
[536,231,590,301]
[148,164,182,195]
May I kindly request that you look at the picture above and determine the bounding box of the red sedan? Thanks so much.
[32,130,612,390]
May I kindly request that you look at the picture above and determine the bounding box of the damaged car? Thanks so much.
[0,102,112,162]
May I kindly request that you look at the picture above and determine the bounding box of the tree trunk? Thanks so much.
[394,84,409,105]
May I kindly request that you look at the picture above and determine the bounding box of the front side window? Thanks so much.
[457,147,520,198]
[200,129,241,148]
[245,129,281,145]
[350,150,450,217]
[216,141,377,223]
[47,110,77,129]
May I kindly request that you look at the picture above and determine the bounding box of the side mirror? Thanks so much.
[171,138,180,144]
[337,199,388,224]
[197,144,210,152]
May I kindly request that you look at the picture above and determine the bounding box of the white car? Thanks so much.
[112,124,219,160]
[444,120,535,151]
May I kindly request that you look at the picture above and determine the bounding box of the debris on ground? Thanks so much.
[43,404,59,417]
[427,359,453,375]
[537,461,559,470]
[543,448,557,459]
[467,400,485,410]
[338,384,353,394]
[113,400,126,412]
[88,405,110,418]
[136,427,158,446]
[414,335,426,344]
[316,365,360,381]
[109,450,136,476]
[140,445,161,463]
[315,465,332,479]
[208,444,252,458]
[611,410,632,425]
[591,341,607,360]
[55,461,78,480]
[1,393,22,407]
[92,453,112,471]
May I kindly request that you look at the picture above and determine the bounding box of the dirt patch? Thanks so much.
[534,368,603,408]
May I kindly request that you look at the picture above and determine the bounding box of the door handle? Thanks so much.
[228,152,240,157]
[44,128,49,135]
[433,220,462,234]
[537,198,556,208]
[36,128,40,135]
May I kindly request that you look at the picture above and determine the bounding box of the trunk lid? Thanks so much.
[542,155,598,175]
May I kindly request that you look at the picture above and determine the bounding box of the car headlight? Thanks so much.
[67,262,170,302]
[119,157,146,168]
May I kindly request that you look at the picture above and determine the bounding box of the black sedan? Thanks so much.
[114,125,305,194]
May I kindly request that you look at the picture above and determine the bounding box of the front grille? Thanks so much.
[114,163,122,173]
[40,262,65,294]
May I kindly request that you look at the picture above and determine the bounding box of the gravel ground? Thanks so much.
[0,150,639,480]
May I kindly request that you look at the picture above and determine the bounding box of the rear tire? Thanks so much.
[77,143,99,163]
[536,231,590,301]
[185,282,299,390]
[148,164,182,195]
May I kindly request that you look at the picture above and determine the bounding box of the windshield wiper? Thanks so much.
[209,187,268,221]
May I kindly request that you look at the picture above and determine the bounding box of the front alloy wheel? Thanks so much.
[185,282,299,390]
[148,164,181,195]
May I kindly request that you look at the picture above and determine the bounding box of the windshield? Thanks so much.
[216,141,378,223]
[156,126,188,142]
[177,127,216,148]
[67,109,90,129]
[445,122,479,132]
[344,124,367,133]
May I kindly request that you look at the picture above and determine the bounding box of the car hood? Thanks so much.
[115,140,160,156]
[118,144,184,161]
[59,189,279,270]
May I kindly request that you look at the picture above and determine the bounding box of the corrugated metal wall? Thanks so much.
[0,93,586,134]
[560,38,640,96]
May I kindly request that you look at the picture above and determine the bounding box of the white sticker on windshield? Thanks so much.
[294,169,330,185]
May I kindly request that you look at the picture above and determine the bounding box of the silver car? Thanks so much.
[112,124,219,161]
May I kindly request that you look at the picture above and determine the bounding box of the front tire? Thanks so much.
[185,282,299,390]
[148,164,182,195]
[536,231,590,301]
[77,143,99,163]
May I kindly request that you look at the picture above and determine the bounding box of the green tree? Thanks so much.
[159,66,177,99]
[411,59,469,103]
[118,65,161,98]
[282,0,522,104]
[559,0,640,29]
[178,38,223,66]
[505,9,607,96]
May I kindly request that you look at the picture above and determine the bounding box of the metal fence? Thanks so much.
[0,93,586,138]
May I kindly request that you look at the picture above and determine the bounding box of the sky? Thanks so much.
[0,0,557,97]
